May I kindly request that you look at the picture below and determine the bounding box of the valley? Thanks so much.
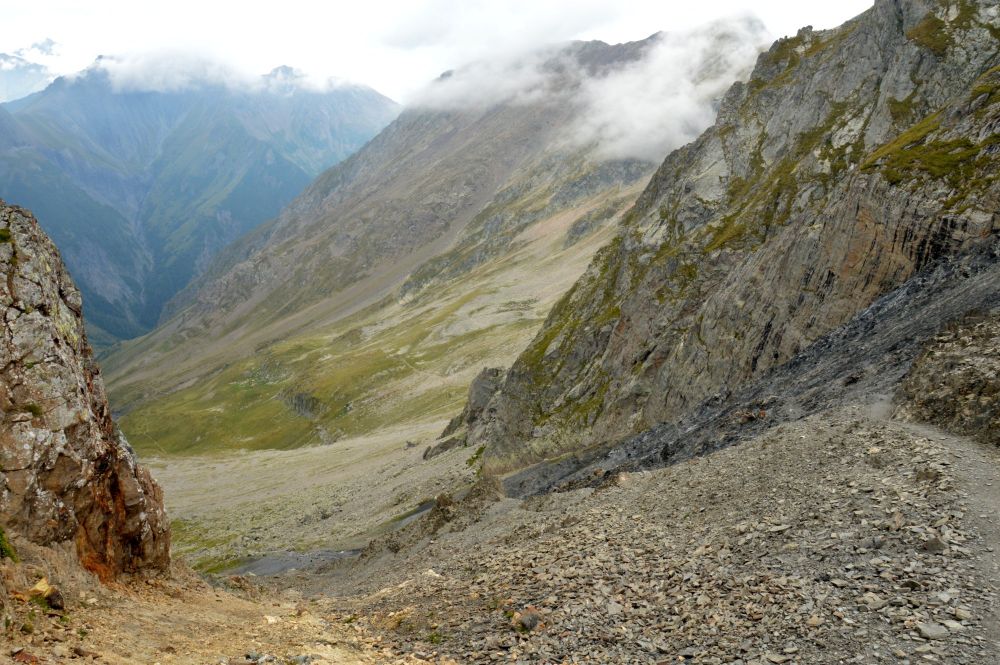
[0,65,399,344]
[1,0,1000,663]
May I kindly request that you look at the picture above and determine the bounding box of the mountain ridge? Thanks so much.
[0,65,399,343]
[461,0,1000,475]
[99,27,773,456]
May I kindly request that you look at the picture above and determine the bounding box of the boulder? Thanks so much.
[0,203,169,580]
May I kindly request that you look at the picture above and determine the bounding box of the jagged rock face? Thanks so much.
[0,203,169,579]
[472,0,1000,473]
[900,311,1000,446]
[440,367,506,439]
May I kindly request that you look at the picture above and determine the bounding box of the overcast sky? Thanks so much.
[2,0,875,103]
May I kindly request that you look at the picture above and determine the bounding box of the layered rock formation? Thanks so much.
[469,0,1000,473]
[0,202,169,579]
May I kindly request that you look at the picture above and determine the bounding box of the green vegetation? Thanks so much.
[123,294,471,453]
[864,113,942,166]
[0,525,18,562]
[970,66,1000,109]
[0,228,11,243]
[169,518,241,572]
[907,13,950,57]
[861,110,997,189]
[877,136,980,186]
[466,445,486,468]
[705,220,749,253]
[888,93,918,125]
[24,403,44,418]
[120,249,557,456]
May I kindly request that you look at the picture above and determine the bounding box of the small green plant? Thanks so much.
[907,13,950,57]
[0,229,11,243]
[887,93,917,124]
[426,631,445,644]
[29,595,50,610]
[466,445,486,468]
[24,404,44,418]
[0,526,18,562]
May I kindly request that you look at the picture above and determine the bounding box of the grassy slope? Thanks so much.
[120,183,643,457]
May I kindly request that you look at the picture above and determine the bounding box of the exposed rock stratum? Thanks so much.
[0,202,169,579]
[469,0,1000,474]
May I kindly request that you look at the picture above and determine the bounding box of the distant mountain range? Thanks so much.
[0,64,399,344]
[0,40,58,103]
[0,52,52,103]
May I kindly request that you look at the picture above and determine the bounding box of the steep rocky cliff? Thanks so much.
[0,202,169,579]
[471,0,1000,474]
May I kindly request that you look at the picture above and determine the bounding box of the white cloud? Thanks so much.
[567,18,771,161]
[407,17,769,162]
[89,52,258,92]
[408,48,561,110]
[75,53,357,95]
[0,1,874,103]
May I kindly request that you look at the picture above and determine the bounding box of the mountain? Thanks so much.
[0,52,51,103]
[102,22,768,455]
[0,201,169,579]
[0,64,399,343]
[458,0,1000,476]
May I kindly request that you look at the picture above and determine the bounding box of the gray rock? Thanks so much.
[916,622,949,640]
[0,203,170,577]
[468,0,1000,479]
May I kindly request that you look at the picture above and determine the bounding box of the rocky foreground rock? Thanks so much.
[899,311,1000,447]
[0,202,169,579]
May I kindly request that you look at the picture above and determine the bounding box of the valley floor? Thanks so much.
[146,418,474,572]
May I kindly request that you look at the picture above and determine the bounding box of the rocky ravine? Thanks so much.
[0,201,169,580]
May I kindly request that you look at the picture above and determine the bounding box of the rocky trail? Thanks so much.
[5,400,999,665]
[901,421,1000,652]
[225,400,997,665]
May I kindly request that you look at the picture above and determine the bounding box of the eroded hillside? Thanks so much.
[103,35,701,454]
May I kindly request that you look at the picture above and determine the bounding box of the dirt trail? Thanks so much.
[894,419,1000,651]
[2,564,450,664]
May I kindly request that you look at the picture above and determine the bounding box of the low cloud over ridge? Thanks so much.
[410,16,770,162]
[88,52,360,95]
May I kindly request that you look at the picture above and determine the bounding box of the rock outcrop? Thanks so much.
[900,311,1000,446]
[469,0,1000,474]
[0,202,169,579]
[440,367,506,440]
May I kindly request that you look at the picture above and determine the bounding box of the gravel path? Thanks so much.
[899,420,1000,652]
